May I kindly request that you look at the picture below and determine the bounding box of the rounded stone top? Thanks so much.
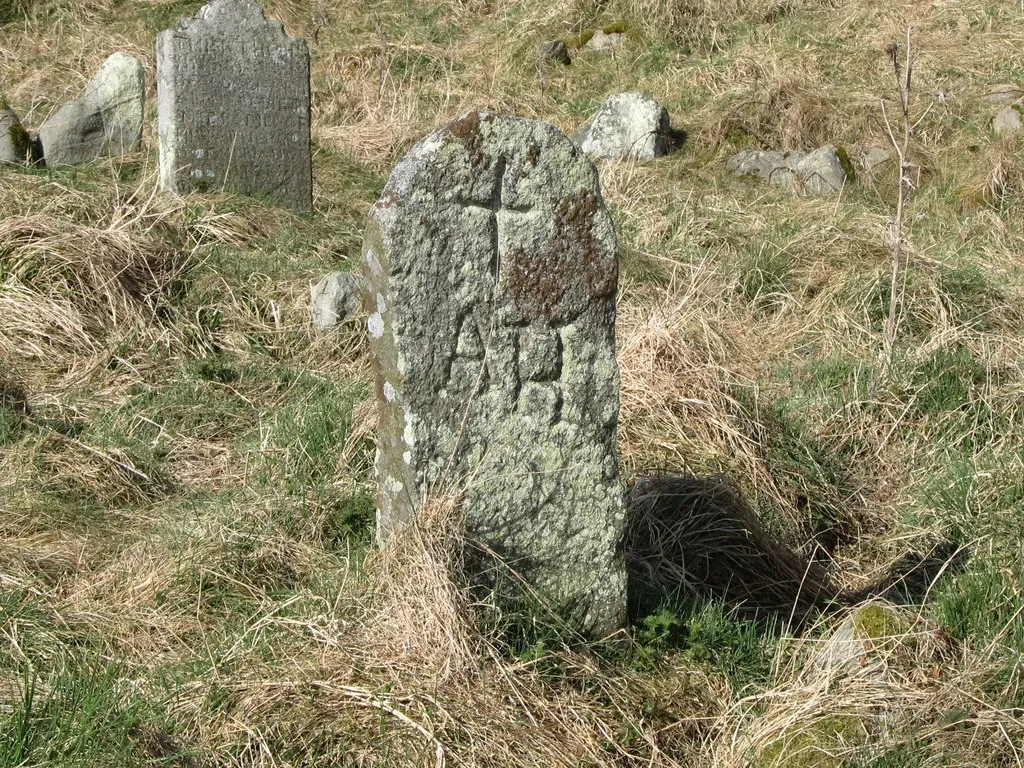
[196,0,267,24]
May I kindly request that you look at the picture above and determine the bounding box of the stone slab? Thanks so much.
[361,111,627,636]
[38,52,144,165]
[157,0,312,211]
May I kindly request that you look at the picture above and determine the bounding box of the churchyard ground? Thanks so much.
[2,0,1024,765]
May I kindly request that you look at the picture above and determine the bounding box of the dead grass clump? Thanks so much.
[713,600,1024,768]
[616,270,799,518]
[614,0,826,52]
[706,75,838,152]
[0,210,185,362]
[178,496,725,767]
[33,429,176,505]
[958,136,1024,210]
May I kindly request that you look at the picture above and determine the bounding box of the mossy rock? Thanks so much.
[563,21,630,50]
[757,714,866,768]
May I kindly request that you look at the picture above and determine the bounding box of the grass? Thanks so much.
[3,0,1024,765]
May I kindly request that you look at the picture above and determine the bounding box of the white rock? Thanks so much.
[575,92,670,161]
[994,104,1023,137]
[310,271,366,330]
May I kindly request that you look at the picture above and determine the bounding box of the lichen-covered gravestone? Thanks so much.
[156,0,312,211]
[362,112,627,636]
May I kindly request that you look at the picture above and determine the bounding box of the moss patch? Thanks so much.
[852,605,903,641]
[9,121,30,156]
[758,715,866,768]
[835,144,857,184]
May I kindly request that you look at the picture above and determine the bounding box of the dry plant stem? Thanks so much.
[881,26,913,373]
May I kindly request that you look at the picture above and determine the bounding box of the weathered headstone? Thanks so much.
[156,0,312,211]
[361,112,627,636]
[37,52,145,165]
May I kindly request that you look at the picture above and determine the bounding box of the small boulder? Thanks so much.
[311,271,366,330]
[38,52,145,165]
[0,105,30,164]
[859,143,894,175]
[583,29,626,51]
[994,104,1023,137]
[727,145,848,195]
[987,83,1023,105]
[793,144,849,194]
[575,92,670,161]
[541,40,571,65]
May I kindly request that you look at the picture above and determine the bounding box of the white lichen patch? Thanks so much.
[403,410,415,446]
[368,312,384,338]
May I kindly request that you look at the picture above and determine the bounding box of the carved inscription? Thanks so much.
[157,0,312,211]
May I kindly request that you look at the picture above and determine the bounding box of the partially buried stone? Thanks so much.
[0,106,30,164]
[727,144,848,195]
[310,271,366,330]
[156,0,312,211]
[575,92,670,161]
[994,104,1023,137]
[583,30,626,51]
[361,111,627,637]
[37,52,145,165]
[794,144,849,195]
[541,40,571,65]
[859,143,893,175]
[987,83,1023,106]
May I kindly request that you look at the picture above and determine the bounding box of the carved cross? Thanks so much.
[463,157,535,280]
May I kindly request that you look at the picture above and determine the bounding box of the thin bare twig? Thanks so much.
[880,27,914,376]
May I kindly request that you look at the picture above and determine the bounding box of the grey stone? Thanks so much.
[541,40,571,65]
[311,271,366,330]
[994,104,1023,137]
[0,106,30,164]
[860,143,893,175]
[361,111,627,636]
[987,83,1023,105]
[157,0,312,211]
[726,149,800,190]
[727,145,848,194]
[575,92,670,161]
[37,52,145,165]
[793,144,849,194]
[583,30,625,51]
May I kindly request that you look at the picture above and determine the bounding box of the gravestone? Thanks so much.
[361,112,627,636]
[156,0,312,211]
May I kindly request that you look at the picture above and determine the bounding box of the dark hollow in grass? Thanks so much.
[624,473,843,628]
